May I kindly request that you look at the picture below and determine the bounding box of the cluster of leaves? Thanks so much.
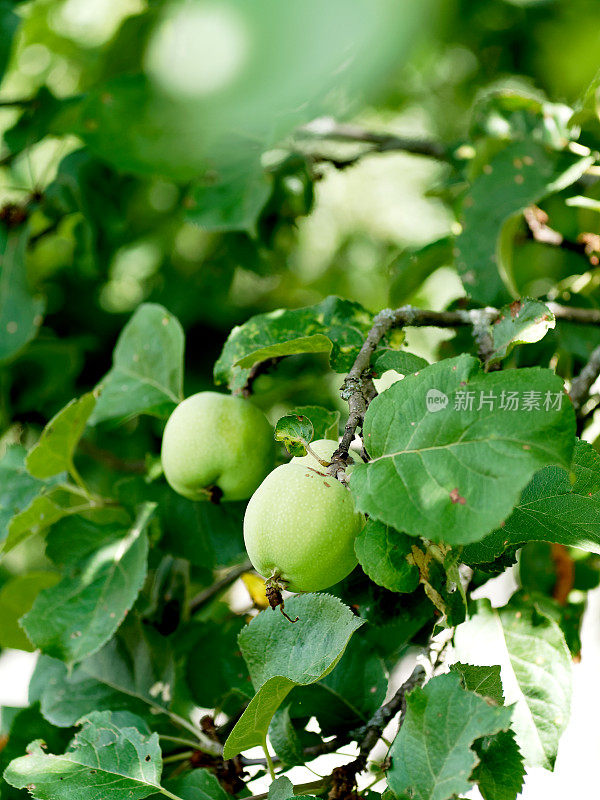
[2,3,600,800]
[0,278,597,800]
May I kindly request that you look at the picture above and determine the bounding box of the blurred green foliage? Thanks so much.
[0,6,599,796]
[0,0,597,436]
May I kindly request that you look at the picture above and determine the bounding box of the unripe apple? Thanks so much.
[244,460,365,593]
[161,392,274,502]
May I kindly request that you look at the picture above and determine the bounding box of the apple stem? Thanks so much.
[280,606,299,624]
[205,485,223,504]
[305,443,331,468]
[265,575,299,623]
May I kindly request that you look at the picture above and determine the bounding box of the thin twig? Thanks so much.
[328,301,600,477]
[465,308,498,368]
[547,303,600,325]
[328,309,400,481]
[354,664,426,770]
[244,779,332,800]
[303,663,428,768]
[189,560,252,615]
[322,663,428,800]
[297,120,448,161]
[570,344,600,410]
[0,98,33,107]
[524,206,600,265]
[303,735,349,760]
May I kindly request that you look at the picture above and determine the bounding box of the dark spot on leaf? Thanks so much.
[145,755,151,761]
[449,488,466,505]
[509,300,522,318]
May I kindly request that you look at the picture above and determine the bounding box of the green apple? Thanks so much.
[244,460,365,592]
[161,391,274,502]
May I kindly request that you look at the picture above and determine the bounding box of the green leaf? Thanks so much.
[290,637,387,735]
[185,157,272,235]
[528,590,586,658]
[60,0,429,177]
[408,544,467,627]
[185,619,250,710]
[386,672,513,800]
[67,75,215,181]
[214,296,373,392]
[0,223,44,363]
[518,542,559,596]
[0,2,19,84]
[162,770,232,800]
[4,88,77,158]
[90,304,184,425]
[21,505,154,664]
[455,141,593,305]
[389,237,454,305]
[372,350,429,377]
[0,445,62,547]
[26,393,96,479]
[269,708,305,767]
[294,406,340,441]
[449,663,504,705]
[4,710,162,799]
[354,519,419,593]
[31,617,174,728]
[488,299,555,366]
[570,68,600,130]
[2,485,89,556]
[470,92,576,149]
[471,729,525,800]
[453,597,572,769]
[349,355,576,544]
[0,704,73,800]
[223,594,364,758]
[0,571,59,652]
[115,478,246,572]
[463,439,600,565]
[275,414,314,457]
[269,777,295,800]
[158,493,245,570]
